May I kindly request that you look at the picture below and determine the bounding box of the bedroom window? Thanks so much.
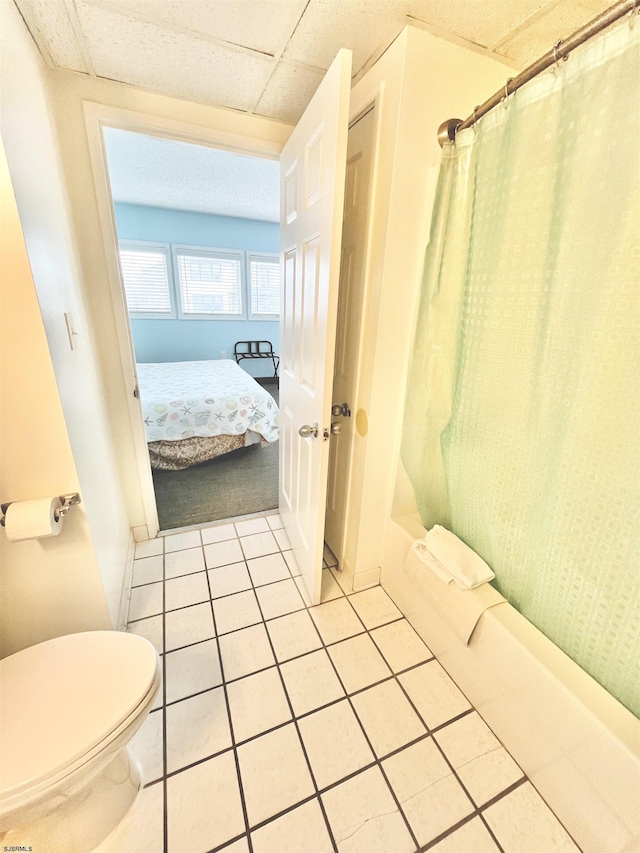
[174,247,244,319]
[119,241,174,318]
[248,253,280,319]
[119,241,280,322]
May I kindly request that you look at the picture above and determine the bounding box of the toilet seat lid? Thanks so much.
[0,631,159,799]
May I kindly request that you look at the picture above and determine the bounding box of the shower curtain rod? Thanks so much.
[438,0,637,146]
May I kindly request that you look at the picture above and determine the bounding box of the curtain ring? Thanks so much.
[552,39,564,70]
[502,77,513,108]
[472,105,479,129]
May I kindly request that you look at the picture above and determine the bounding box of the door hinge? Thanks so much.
[133,385,139,399]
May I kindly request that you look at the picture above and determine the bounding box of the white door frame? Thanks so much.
[83,101,286,537]
[324,100,379,567]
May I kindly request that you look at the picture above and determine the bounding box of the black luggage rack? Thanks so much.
[233,341,279,378]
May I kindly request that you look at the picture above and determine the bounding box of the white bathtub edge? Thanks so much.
[381,515,640,853]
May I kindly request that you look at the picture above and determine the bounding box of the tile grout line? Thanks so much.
[134,565,305,612]
[311,592,428,850]
[155,604,405,668]
[134,549,305,624]
[161,537,168,853]
[150,546,469,728]
[203,562,256,853]
[316,590,516,852]
[159,689,441,787]
[427,733,506,853]
[154,715,530,849]
[418,811,488,852]
[376,586,582,850]
[418,776,530,852]
[247,554,341,853]
[148,554,485,729]
[236,793,323,841]
[139,565,344,654]
[297,590,422,852]
[477,809,506,851]
[133,520,577,852]
[155,657,436,723]
[207,830,251,853]
[340,589,502,851]
[342,596,547,852]
[172,552,324,840]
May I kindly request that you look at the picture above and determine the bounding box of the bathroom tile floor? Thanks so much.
[104,512,580,853]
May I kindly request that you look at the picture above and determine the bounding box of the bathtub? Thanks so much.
[381,514,640,853]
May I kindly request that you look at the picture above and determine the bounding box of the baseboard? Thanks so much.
[340,554,381,592]
[132,525,150,542]
[353,567,381,590]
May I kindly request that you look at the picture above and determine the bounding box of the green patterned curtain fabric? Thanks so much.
[402,22,640,715]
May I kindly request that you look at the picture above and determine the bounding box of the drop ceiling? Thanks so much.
[16,0,614,125]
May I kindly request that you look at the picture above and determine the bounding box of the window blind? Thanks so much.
[249,255,280,317]
[176,250,243,316]
[120,246,172,315]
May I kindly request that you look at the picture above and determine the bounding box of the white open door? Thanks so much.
[279,49,352,605]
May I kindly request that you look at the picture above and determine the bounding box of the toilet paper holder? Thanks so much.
[0,493,81,527]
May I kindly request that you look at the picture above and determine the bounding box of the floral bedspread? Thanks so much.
[136,359,279,443]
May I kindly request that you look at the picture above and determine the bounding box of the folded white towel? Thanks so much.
[412,525,495,589]
[411,542,453,584]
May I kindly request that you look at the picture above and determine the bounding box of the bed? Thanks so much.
[136,359,279,470]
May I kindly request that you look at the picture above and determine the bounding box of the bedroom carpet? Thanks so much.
[152,382,279,530]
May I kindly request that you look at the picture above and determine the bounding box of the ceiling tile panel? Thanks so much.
[83,0,306,55]
[407,0,552,50]
[254,62,325,125]
[15,0,621,123]
[75,2,272,110]
[15,0,88,72]
[283,0,410,75]
[495,0,616,65]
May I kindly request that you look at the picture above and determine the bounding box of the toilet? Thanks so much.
[0,631,161,852]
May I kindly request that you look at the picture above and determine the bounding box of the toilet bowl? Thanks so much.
[0,631,161,852]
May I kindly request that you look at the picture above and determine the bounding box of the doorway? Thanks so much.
[87,48,358,603]
[102,129,281,531]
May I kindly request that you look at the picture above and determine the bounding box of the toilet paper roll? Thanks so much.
[4,497,64,542]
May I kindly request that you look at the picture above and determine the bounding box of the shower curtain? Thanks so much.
[402,20,640,715]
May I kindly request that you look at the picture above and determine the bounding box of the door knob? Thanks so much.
[330,422,342,435]
[332,403,351,417]
[298,423,319,439]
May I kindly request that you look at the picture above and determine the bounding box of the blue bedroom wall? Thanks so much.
[113,203,279,377]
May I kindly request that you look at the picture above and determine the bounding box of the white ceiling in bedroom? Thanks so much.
[103,128,280,221]
[16,0,615,125]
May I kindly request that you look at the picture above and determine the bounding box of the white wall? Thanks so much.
[0,139,112,656]
[0,1,130,628]
[345,26,513,580]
